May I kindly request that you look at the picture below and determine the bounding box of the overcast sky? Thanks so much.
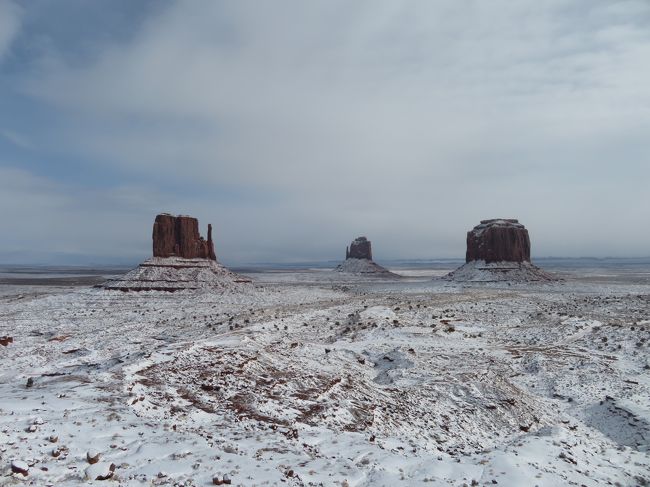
[1,0,649,264]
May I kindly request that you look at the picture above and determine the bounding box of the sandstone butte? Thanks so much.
[152,213,216,260]
[465,219,531,263]
[345,236,373,260]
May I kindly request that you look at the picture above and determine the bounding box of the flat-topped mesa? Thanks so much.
[444,218,554,282]
[466,219,530,263]
[346,236,372,260]
[153,214,216,260]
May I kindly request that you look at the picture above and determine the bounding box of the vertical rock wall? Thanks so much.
[152,214,216,260]
[465,219,531,263]
[346,236,373,260]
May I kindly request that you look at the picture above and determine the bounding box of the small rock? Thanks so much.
[26,378,34,388]
[87,450,101,464]
[48,435,58,443]
[0,336,13,346]
[85,462,115,481]
[11,460,29,476]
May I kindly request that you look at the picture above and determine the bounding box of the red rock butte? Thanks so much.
[346,236,373,260]
[152,214,216,260]
[466,219,531,263]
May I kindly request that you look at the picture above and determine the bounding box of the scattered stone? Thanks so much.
[87,450,101,464]
[10,460,29,476]
[0,336,13,346]
[25,377,34,388]
[48,435,58,443]
[85,462,115,481]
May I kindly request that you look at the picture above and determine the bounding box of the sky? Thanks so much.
[1,0,649,265]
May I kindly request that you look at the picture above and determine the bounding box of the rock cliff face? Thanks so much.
[346,236,373,260]
[152,214,216,260]
[466,219,530,263]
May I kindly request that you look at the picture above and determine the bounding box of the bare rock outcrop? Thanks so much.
[445,219,554,282]
[153,214,216,260]
[103,214,251,292]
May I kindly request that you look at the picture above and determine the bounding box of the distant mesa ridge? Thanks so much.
[153,213,216,260]
[445,218,554,282]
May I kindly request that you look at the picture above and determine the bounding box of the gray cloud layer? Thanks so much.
[2,1,650,263]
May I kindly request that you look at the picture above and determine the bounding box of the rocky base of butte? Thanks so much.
[336,236,398,277]
[103,214,251,291]
[445,219,554,282]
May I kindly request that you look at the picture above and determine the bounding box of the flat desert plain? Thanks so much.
[0,262,648,486]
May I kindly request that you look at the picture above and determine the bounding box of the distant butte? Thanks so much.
[465,219,530,263]
[445,219,554,282]
[346,236,373,260]
[337,236,398,277]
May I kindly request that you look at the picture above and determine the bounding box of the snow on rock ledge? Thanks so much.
[102,257,252,292]
[335,257,398,277]
[444,260,554,282]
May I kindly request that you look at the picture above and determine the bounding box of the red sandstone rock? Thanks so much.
[152,214,216,260]
[465,219,531,263]
[346,236,373,260]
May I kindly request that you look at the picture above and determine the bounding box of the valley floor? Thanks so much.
[0,268,648,486]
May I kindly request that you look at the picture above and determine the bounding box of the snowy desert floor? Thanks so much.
[0,265,649,486]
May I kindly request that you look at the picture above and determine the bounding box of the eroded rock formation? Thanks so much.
[338,236,398,277]
[102,213,251,291]
[346,236,372,260]
[153,214,216,260]
[466,219,530,263]
[445,218,554,282]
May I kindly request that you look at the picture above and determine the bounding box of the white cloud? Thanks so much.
[0,0,21,61]
[6,1,650,260]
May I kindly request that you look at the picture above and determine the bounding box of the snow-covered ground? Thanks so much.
[0,267,648,486]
